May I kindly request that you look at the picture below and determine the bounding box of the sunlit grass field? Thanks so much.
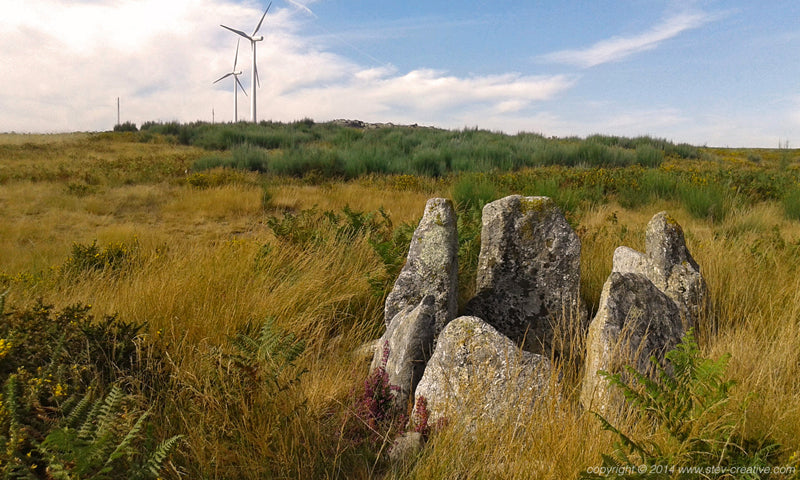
[1,126,800,478]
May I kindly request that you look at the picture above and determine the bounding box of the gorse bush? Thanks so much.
[60,239,139,277]
[0,299,177,478]
[37,386,182,480]
[582,330,780,479]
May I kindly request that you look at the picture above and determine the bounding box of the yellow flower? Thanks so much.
[0,339,11,359]
[54,383,67,397]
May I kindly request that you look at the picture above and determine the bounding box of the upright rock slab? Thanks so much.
[384,198,458,334]
[413,316,551,427]
[580,272,684,412]
[371,296,436,410]
[612,211,707,328]
[466,195,582,354]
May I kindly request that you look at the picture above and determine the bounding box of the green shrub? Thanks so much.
[113,121,138,132]
[231,143,270,171]
[635,144,664,167]
[271,146,345,177]
[582,330,780,479]
[451,175,498,211]
[782,188,800,221]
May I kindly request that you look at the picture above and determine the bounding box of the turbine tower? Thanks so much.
[213,39,247,122]
[221,2,271,123]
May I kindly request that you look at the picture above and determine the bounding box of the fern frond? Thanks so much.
[103,409,150,471]
[63,392,93,429]
[138,435,183,478]
[94,385,124,438]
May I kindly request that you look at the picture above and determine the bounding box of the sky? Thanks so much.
[1,0,798,147]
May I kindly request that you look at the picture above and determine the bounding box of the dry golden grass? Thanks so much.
[2,133,799,478]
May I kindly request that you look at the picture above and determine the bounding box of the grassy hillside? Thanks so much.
[0,124,799,478]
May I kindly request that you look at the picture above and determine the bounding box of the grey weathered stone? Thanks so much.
[580,272,684,412]
[384,198,458,334]
[612,211,707,328]
[371,296,436,410]
[413,316,551,427]
[389,432,424,464]
[465,195,583,354]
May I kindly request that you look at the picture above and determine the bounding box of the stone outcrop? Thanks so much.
[612,211,707,329]
[580,272,684,412]
[371,296,436,410]
[413,316,551,427]
[465,195,582,355]
[384,198,458,335]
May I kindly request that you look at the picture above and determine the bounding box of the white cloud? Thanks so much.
[541,11,712,68]
[0,0,573,132]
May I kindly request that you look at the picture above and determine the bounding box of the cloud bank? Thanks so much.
[0,0,572,132]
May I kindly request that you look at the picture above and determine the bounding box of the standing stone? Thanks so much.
[580,272,684,412]
[466,195,582,355]
[413,316,551,427]
[612,211,707,329]
[371,296,436,410]
[384,198,458,334]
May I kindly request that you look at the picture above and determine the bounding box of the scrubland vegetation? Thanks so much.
[1,122,799,478]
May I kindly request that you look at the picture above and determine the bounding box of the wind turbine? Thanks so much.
[213,39,247,123]
[221,2,271,123]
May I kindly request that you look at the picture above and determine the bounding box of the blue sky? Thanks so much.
[1,0,798,147]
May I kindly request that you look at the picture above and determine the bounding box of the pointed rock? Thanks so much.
[580,272,684,412]
[466,195,583,355]
[371,296,436,410]
[612,211,707,328]
[413,316,551,427]
[384,198,458,334]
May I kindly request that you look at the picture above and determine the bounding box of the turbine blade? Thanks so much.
[214,72,233,84]
[233,39,241,70]
[221,24,251,40]
[236,76,248,96]
[252,2,272,36]
[255,62,261,88]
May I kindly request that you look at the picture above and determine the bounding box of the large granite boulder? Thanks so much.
[384,198,458,335]
[612,211,707,329]
[466,195,582,355]
[371,296,436,410]
[580,272,684,412]
[413,316,551,427]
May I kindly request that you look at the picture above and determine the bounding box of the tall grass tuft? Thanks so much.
[678,181,731,222]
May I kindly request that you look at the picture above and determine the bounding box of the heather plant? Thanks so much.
[582,330,780,479]
[342,341,407,466]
